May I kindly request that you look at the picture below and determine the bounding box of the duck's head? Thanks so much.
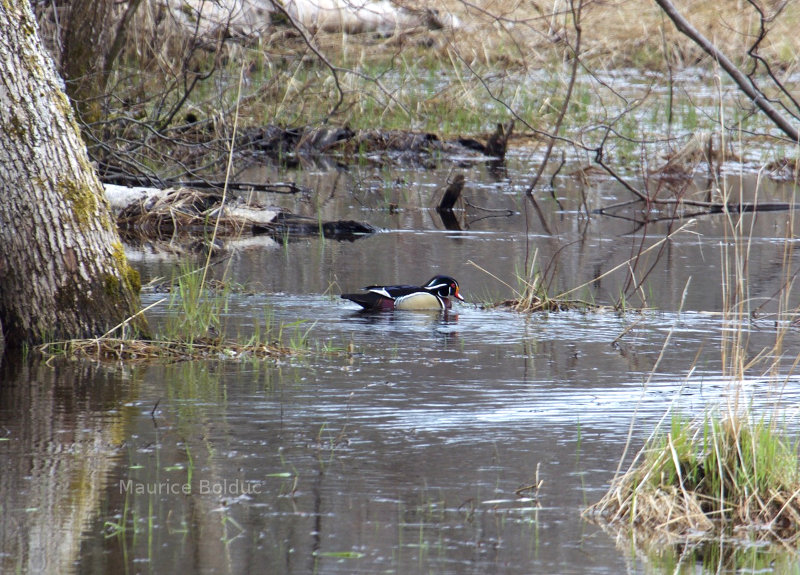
[424,275,465,301]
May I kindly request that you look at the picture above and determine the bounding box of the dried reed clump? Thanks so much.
[116,188,266,240]
[585,413,800,543]
[118,188,226,238]
[39,337,289,362]
[498,295,580,313]
[504,272,591,312]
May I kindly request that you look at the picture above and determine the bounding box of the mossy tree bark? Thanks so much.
[0,0,147,348]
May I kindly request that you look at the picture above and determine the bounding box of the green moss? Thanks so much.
[104,274,120,296]
[126,266,142,295]
[102,243,141,298]
[111,241,141,295]
[52,85,85,136]
[58,177,97,225]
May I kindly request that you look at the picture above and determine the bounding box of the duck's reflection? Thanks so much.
[346,308,461,347]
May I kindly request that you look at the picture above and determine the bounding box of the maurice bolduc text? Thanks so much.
[120,478,262,496]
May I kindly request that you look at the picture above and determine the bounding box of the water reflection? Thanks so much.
[0,356,133,574]
[600,524,800,574]
[343,308,461,346]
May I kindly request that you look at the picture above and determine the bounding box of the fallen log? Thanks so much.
[255,213,376,241]
[167,0,460,38]
[239,124,513,165]
[105,184,375,244]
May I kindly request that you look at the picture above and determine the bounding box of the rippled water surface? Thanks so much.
[3,151,800,574]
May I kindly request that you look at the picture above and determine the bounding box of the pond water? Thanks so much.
[3,149,800,574]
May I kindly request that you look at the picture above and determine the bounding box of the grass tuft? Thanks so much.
[38,265,301,361]
[585,410,800,543]
[469,258,593,312]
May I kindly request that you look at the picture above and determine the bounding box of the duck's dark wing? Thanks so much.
[363,284,419,298]
[342,284,425,310]
[341,292,384,309]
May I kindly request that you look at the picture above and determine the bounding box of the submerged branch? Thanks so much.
[595,198,797,218]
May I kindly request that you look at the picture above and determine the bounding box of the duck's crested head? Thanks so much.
[424,275,464,301]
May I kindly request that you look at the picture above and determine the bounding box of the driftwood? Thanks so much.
[168,0,460,39]
[106,185,375,244]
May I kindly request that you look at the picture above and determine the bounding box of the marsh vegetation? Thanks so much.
[5,0,800,572]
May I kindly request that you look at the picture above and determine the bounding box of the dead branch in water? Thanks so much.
[437,174,465,212]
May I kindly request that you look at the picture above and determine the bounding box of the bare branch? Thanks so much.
[654,0,800,142]
[524,0,583,197]
[743,0,800,117]
[267,0,344,119]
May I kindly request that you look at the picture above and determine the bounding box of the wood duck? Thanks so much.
[341,275,465,311]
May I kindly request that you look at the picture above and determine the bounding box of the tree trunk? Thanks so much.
[58,0,143,124]
[59,0,115,123]
[0,0,147,348]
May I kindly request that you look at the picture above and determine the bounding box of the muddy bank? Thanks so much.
[239,122,514,166]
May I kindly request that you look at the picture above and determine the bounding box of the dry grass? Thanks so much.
[33,0,800,181]
[492,296,585,312]
[585,412,800,544]
[436,0,800,70]
[37,263,306,362]
[468,258,598,312]
[291,0,800,77]
[39,337,290,362]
